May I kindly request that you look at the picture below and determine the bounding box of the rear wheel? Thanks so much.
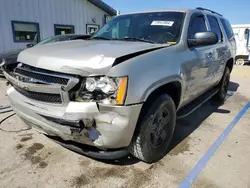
[235,58,245,66]
[129,94,176,163]
[213,67,230,102]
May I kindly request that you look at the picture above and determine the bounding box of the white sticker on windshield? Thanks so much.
[151,21,174,26]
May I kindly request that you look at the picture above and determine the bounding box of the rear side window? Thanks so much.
[207,15,223,42]
[220,19,234,39]
[188,15,207,39]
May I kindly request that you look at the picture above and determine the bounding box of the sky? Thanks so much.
[103,0,250,24]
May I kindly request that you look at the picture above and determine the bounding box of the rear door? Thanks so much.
[220,19,236,61]
[206,14,228,84]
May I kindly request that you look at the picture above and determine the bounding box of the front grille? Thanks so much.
[15,87,62,103]
[14,64,73,85]
[15,68,69,85]
[5,63,81,104]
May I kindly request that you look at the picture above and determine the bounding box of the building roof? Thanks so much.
[87,0,117,16]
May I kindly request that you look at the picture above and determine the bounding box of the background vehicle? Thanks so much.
[232,24,250,65]
[2,8,235,163]
[0,34,90,76]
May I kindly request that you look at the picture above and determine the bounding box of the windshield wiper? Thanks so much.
[116,37,156,44]
[90,36,110,40]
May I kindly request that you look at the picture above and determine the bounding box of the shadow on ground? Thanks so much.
[168,81,239,154]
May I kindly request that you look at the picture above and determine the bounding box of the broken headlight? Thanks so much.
[75,76,128,105]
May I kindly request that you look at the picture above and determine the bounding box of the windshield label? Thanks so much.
[151,21,174,26]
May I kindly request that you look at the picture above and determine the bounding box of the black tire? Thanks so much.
[213,67,230,102]
[129,94,176,163]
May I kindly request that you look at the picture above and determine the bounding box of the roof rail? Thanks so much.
[196,7,223,17]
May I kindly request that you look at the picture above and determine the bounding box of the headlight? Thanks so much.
[75,76,128,105]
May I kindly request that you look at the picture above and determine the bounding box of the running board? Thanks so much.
[177,88,218,119]
[0,105,11,110]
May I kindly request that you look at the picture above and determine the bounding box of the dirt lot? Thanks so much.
[0,66,249,188]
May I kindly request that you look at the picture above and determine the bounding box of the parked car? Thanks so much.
[232,24,250,66]
[2,8,235,163]
[0,34,90,76]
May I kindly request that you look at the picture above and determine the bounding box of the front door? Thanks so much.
[182,13,215,104]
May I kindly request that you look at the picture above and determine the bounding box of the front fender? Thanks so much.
[106,44,185,105]
[140,75,183,102]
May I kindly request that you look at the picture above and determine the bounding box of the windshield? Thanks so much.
[37,35,76,45]
[92,12,185,44]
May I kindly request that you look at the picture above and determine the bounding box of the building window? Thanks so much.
[11,21,40,43]
[54,24,75,35]
[86,24,99,35]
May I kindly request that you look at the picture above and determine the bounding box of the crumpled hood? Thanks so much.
[18,40,167,76]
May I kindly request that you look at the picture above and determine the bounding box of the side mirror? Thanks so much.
[26,43,35,48]
[188,32,218,47]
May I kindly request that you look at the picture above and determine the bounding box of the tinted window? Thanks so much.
[207,15,222,42]
[93,12,185,44]
[220,19,234,39]
[188,15,207,39]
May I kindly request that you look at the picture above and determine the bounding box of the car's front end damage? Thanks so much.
[1,40,168,159]
[3,62,143,159]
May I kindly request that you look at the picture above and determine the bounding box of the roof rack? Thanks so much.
[196,7,223,17]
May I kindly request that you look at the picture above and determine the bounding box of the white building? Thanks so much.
[0,0,116,53]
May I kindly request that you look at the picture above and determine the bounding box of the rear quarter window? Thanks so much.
[220,19,234,39]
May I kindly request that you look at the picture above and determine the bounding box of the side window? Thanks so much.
[220,19,234,39]
[188,15,207,39]
[207,15,223,42]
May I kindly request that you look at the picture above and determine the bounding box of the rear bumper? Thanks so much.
[8,87,142,149]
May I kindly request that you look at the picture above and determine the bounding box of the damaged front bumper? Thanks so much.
[7,87,142,150]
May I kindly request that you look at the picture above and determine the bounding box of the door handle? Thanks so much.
[206,52,214,59]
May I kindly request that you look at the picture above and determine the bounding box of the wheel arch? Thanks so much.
[141,79,182,110]
[235,55,248,61]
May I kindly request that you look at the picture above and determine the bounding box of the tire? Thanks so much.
[129,94,176,163]
[213,67,230,102]
[235,58,245,66]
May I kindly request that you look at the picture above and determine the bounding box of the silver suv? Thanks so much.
[2,8,236,163]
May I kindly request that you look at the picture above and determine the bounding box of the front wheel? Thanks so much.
[129,94,176,163]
